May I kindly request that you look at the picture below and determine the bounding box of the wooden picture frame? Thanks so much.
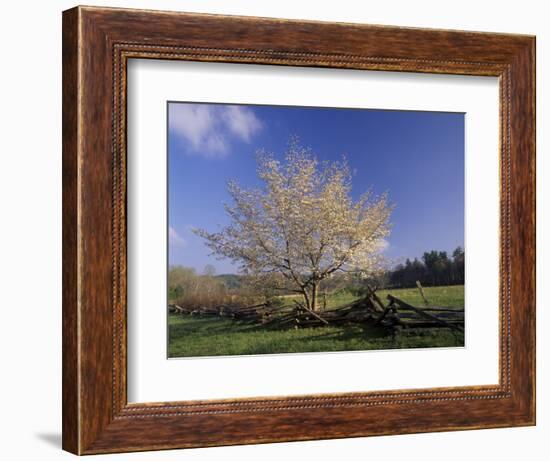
[62,5,535,455]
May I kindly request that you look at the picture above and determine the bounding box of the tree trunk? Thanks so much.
[301,287,311,311]
[311,283,318,311]
[299,283,320,311]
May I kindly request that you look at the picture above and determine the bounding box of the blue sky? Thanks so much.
[168,102,464,274]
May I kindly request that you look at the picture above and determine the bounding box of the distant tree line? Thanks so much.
[168,247,465,310]
[387,247,464,288]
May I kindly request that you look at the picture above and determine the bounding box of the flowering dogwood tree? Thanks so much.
[194,140,392,311]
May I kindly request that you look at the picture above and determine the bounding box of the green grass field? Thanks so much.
[168,285,464,358]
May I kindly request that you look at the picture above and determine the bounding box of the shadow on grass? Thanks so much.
[290,324,391,343]
[169,314,393,340]
[168,313,463,358]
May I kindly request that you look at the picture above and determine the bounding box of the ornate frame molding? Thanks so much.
[63,6,535,454]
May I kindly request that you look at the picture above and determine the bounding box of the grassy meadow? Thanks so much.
[168,285,464,358]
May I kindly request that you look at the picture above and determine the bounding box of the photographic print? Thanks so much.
[167,102,465,358]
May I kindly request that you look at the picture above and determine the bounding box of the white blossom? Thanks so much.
[194,138,392,311]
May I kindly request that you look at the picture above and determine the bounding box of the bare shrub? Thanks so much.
[169,266,264,309]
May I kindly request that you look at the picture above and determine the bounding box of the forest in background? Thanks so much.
[168,246,465,309]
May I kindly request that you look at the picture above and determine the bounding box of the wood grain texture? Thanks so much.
[62,5,536,455]
[62,7,80,454]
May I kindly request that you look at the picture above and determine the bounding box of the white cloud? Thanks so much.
[377,238,390,252]
[221,105,263,142]
[169,226,186,247]
[169,103,262,157]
